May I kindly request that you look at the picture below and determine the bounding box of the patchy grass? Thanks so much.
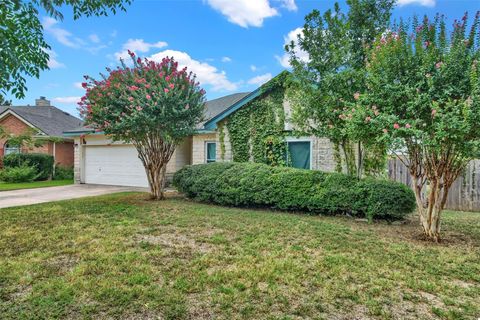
[0,193,478,319]
[0,179,73,191]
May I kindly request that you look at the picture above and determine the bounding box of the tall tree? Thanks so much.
[286,0,394,177]
[79,53,206,200]
[349,13,480,241]
[0,0,132,99]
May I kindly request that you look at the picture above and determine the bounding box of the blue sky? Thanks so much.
[9,0,480,117]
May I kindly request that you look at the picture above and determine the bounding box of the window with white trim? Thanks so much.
[205,141,217,163]
[4,141,20,156]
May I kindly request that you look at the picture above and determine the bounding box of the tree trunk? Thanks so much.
[135,137,176,201]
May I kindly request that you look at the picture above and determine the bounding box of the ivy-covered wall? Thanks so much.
[224,86,288,166]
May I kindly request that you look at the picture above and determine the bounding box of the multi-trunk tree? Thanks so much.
[349,13,480,241]
[286,0,395,177]
[79,53,206,200]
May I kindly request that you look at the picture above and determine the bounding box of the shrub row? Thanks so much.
[3,153,54,181]
[173,162,416,220]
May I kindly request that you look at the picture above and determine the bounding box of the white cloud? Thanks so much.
[149,50,237,92]
[73,82,84,89]
[397,0,435,6]
[45,49,65,69]
[221,56,232,62]
[278,0,297,11]
[250,65,257,72]
[42,17,85,48]
[89,34,101,43]
[206,0,278,28]
[52,96,81,104]
[275,27,309,68]
[248,73,272,85]
[115,38,168,60]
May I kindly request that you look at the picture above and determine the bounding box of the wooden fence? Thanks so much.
[388,158,480,212]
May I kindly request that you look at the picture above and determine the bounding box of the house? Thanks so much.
[65,73,339,187]
[0,97,83,167]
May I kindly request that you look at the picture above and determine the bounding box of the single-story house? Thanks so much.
[64,73,339,187]
[0,97,83,167]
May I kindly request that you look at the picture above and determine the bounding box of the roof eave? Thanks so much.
[203,88,263,130]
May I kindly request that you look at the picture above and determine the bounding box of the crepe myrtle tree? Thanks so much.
[347,13,480,241]
[79,52,206,200]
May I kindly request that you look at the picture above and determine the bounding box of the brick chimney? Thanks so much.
[35,96,51,107]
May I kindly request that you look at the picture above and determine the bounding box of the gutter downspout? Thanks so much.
[52,141,56,179]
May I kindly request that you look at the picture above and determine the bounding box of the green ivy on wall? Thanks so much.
[225,77,288,166]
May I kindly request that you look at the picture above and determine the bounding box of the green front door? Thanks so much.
[287,141,311,169]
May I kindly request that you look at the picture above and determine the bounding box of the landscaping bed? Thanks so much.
[174,162,416,220]
[0,193,478,319]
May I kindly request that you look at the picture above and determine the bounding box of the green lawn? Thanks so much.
[0,193,479,319]
[0,179,73,191]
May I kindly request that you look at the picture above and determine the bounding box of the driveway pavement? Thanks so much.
[0,184,147,209]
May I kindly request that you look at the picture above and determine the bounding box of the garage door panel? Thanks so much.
[84,146,149,187]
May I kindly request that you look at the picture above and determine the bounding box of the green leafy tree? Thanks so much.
[286,0,394,177]
[79,53,206,200]
[349,13,480,241]
[0,0,131,99]
[0,96,11,106]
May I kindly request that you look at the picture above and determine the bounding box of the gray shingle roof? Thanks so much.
[0,105,83,138]
[198,92,250,129]
[64,92,251,134]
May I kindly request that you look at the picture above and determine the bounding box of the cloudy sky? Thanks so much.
[9,0,480,117]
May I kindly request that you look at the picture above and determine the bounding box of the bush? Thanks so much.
[173,162,416,221]
[0,165,39,183]
[54,166,74,180]
[3,153,54,180]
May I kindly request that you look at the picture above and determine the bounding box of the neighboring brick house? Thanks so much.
[0,97,83,167]
[65,72,340,187]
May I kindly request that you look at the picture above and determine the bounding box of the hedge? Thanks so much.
[3,153,54,181]
[173,162,416,220]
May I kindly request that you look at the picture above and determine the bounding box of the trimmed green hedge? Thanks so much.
[173,162,415,220]
[3,153,54,181]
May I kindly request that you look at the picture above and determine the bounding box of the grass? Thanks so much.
[0,193,479,319]
[0,179,73,191]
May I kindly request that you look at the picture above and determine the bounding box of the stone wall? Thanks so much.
[192,133,216,165]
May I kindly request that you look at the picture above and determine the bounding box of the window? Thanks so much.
[4,141,20,156]
[205,141,216,163]
[286,140,311,169]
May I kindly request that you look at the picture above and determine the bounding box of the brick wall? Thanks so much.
[0,113,74,167]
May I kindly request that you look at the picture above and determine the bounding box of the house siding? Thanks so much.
[0,113,74,167]
[192,133,217,165]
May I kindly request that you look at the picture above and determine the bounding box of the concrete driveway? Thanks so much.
[0,184,147,209]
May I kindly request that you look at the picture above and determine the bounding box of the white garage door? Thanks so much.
[84,145,149,187]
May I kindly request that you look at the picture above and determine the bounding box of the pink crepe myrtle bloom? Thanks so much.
[394,123,400,129]
[128,97,134,102]
[365,116,371,122]
[164,88,169,93]
[165,75,171,82]
[405,123,411,129]
[136,106,143,111]
[169,83,175,89]
[354,92,360,100]
[383,128,388,133]
[435,61,443,69]
[146,94,151,100]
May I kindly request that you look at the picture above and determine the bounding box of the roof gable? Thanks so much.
[203,71,290,130]
[0,105,83,137]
